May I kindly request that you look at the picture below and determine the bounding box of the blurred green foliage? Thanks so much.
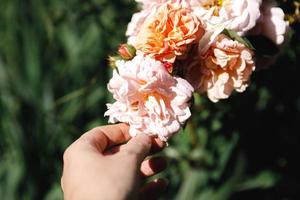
[0,0,300,199]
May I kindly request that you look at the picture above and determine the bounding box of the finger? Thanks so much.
[139,178,168,200]
[79,123,131,153]
[121,134,152,164]
[140,156,167,177]
[149,137,166,155]
[104,136,166,156]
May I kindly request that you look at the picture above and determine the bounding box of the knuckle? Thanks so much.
[90,127,100,133]
[124,146,139,157]
[135,140,147,152]
[89,127,104,135]
[63,146,73,164]
[136,136,151,150]
[124,139,150,156]
[79,127,100,141]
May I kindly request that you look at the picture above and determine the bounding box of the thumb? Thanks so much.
[122,134,152,164]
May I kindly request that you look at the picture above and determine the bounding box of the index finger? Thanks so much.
[79,123,131,153]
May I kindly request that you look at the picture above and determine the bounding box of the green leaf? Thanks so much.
[222,29,255,50]
[237,171,280,191]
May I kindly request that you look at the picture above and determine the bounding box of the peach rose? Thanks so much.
[135,2,204,63]
[105,53,194,141]
[127,0,184,45]
[185,34,255,102]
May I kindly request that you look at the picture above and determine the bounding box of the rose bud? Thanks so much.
[118,44,136,60]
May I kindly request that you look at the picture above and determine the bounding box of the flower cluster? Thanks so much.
[105,0,288,141]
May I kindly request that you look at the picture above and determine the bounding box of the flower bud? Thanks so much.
[118,44,136,60]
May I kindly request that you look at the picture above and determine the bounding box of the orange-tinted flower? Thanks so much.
[135,2,205,64]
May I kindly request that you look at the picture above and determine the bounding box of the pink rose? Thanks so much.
[190,0,262,35]
[249,0,288,45]
[185,34,255,102]
[105,53,194,141]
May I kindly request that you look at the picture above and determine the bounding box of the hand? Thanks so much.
[61,123,168,200]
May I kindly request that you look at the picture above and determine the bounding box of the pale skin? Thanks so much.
[61,123,168,200]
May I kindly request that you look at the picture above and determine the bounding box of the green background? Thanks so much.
[1,0,299,199]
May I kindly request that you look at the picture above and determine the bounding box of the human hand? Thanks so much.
[61,123,167,200]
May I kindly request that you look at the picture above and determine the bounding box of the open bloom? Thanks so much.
[105,53,194,141]
[190,0,262,35]
[126,0,176,45]
[249,0,288,45]
[135,2,204,63]
[126,9,155,45]
[185,34,255,102]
